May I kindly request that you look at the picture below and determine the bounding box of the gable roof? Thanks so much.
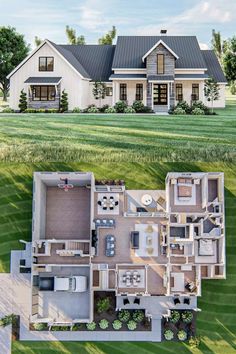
[201,50,227,83]
[59,44,115,82]
[112,36,207,69]
[142,39,179,61]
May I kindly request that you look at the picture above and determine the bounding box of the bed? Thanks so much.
[177,185,192,198]
[199,239,214,256]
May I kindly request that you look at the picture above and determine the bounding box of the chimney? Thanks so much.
[160,29,167,35]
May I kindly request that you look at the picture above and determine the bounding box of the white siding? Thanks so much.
[175,81,226,108]
[9,42,89,110]
[88,82,113,107]
[113,81,147,106]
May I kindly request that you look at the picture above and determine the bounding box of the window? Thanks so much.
[32,86,56,101]
[153,84,168,105]
[39,57,54,71]
[136,84,143,101]
[106,87,113,96]
[176,84,183,101]
[157,54,164,74]
[120,83,127,101]
[192,84,199,101]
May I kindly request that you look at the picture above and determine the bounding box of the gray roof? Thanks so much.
[175,74,209,79]
[147,75,174,81]
[49,41,91,79]
[112,36,207,69]
[59,44,115,81]
[24,77,62,84]
[109,74,146,79]
[201,50,227,83]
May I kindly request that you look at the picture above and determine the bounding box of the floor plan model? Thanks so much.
[29,171,225,341]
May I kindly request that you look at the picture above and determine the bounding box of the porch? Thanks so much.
[24,77,61,109]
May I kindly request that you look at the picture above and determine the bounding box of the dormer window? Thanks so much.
[39,57,54,71]
[157,54,164,74]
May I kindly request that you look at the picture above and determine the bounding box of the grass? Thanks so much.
[0,100,235,162]
[0,162,234,354]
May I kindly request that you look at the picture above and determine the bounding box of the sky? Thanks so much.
[0,0,235,49]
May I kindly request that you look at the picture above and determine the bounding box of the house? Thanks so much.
[23,170,225,340]
[7,33,227,112]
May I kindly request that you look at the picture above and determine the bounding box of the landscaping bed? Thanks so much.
[162,310,196,342]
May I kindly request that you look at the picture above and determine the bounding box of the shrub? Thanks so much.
[87,106,99,113]
[177,329,187,341]
[142,105,153,113]
[176,100,191,114]
[112,319,122,330]
[71,323,82,331]
[189,336,201,348]
[37,109,46,113]
[170,310,180,323]
[105,107,116,113]
[60,90,68,112]
[1,107,14,113]
[192,108,205,115]
[132,100,145,113]
[19,90,27,112]
[118,309,131,322]
[191,101,209,114]
[230,81,236,95]
[182,311,193,323]
[114,100,127,113]
[0,314,17,327]
[127,320,137,331]
[86,322,96,331]
[99,104,110,113]
[83,104,96,113]
[132,310,144,323]
[24,108,36,113]
[50,325,70,331]
[97,297,110,313]
[99,319,109,330]
[124,106,136,113]
[72,107,81,113]
[33,322,48,331]
[164,329,174,341]
[173,107,186,115]
[47,108,58,113]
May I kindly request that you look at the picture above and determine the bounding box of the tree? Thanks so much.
[65,26,85,45]
[0,26,29,101]
[34,36,43,47]
[92,81,106,107]
[60,90,68,112]
[211,29,228,64]
[204,77,220,113]
[223,36,236,83]
[98,26,116,45]
[18,90,27,112]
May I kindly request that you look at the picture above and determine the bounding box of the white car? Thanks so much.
[54,276,87,292]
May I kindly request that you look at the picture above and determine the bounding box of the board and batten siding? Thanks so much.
[146,44,175,112]
[9,42,90,110]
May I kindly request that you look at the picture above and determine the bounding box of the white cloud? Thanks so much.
[199,42,209,49]
[135,0,236,36]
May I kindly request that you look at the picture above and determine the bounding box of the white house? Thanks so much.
[7,34,227,112]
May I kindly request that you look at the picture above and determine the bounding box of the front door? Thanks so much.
[153,84,168,106]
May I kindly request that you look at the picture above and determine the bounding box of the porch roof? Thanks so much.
[24,77,62,85]
[109,74,147,80]
[147,75,174,82]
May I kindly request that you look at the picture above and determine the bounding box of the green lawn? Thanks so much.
[0,162,235,354]
[0,100,235,163]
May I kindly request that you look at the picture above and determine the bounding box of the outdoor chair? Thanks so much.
[123,298,130,305]
[174,297,180,305]
[97,201,102,206]
[184,298,190,305]
[133,298,140,305]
